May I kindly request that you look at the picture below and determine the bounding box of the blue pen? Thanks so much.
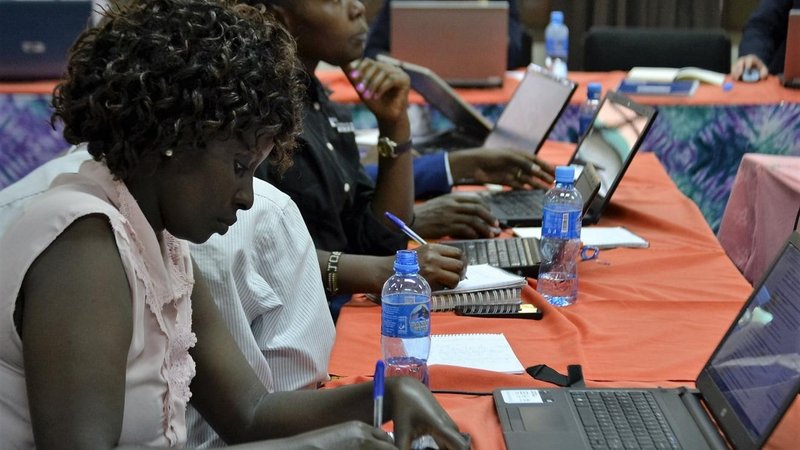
[373,359,385,428]
[384,211,428,245]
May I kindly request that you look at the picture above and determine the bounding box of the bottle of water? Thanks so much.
[537,166,582,306]
[578,82,602,137]
[381,250,431,386]
[544,11,569,79]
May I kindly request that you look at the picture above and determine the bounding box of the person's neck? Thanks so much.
[124,177,165,238]
[300,57,319,76]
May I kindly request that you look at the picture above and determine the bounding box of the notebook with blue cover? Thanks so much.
[617,79,699,97]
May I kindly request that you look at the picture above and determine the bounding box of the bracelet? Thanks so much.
[326,251,342,295]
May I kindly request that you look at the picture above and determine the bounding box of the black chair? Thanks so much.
[583,27,731,73]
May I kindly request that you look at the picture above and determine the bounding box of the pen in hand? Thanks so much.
[385,211,428,245]
[373,359,385,429]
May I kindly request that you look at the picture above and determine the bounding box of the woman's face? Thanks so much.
[284,0,368,67]
[155,132,273,243]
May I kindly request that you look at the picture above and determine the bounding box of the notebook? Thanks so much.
[429,333,524,374]
[0,1,92,80]
[494,231,800,450]
[616,79,699,97]
[781,9,800,88]
[484,160,602,228]
[378,57,577,155]
[513,226,649,250]
[430,264,526,311]
[390,1,508,87]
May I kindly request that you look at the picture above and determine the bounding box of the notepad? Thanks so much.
[617,79,699,97]
[512,226,649,249]
[428,333,524,374]
[431,264,526,311]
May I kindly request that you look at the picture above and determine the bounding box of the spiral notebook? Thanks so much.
[431,264,526,312]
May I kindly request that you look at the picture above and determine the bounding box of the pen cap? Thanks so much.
[394,250,420,275]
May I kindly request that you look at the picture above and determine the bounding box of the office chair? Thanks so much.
[583,27,731,73]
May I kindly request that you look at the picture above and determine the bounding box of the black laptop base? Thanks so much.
[443,237,541,278]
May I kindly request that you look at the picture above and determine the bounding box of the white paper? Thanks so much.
[432,264,526,294]
[512,226,649,249]
[428,333,524,374]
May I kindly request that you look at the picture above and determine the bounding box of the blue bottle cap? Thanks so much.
[587,82,602,99]
[550,11,564,24]
[722,81,734,92]
[555,165,575,184]
[394,250,419,274]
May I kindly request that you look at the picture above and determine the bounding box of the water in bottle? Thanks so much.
[544,11,569,79]
[537,166,582,306]
[578,82,602,137]
[381,250,431,386]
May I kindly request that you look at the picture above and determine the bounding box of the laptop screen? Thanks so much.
[483,66,576,154]
[700,235,800,448]
[569,91,656,219]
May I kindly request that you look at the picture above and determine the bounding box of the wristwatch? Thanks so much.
[377,136,413,158]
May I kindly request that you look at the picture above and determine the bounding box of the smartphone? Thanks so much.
[454,303,542,319]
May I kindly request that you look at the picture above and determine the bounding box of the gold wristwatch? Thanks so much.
[377,136,413,158]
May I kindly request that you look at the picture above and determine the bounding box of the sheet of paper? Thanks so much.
[428,333,524,374]
[512,226,649,249]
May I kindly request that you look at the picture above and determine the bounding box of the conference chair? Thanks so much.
[583,27,731,73]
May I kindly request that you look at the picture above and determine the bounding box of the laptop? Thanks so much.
[390,1,508,87]
[377,58,577,155]
[486,91,656,227]
[781,9,800,88]
[0,1,92,80]
[494,231,800,450]
[443,163,601,277]
[568,90,657,225]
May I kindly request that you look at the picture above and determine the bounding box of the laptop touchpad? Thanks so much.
[514,404,571,431]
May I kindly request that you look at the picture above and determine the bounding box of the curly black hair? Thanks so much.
[52,0,303,180]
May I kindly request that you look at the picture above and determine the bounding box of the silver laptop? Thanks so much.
[781,9,800,88]
[390,1,508,87]
[0,1,92,80]
[495,230,800,450]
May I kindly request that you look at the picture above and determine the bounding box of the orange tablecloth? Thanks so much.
[326,141,798,449]
[313,69,800,106]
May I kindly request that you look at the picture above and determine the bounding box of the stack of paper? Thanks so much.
[512,226,649,249]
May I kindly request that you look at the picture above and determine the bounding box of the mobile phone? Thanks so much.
[454,303,542,319]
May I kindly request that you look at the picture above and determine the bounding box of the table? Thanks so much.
[3,72,800,232]
[326,141,799,450]
[718,154,800,285]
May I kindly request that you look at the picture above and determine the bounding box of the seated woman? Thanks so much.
[0,1,468,448]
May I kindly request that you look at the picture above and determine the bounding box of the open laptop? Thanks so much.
[494,230,800,450]
[390,1,508,87]
[781,9,800,88]
[378,57,577,155]
[487,91,656,227]
[443,163,601,278]
[0,1,92,80]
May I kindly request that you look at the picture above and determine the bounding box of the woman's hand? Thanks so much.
[386,377,471,450]
[344,58,411,127]
[449,148,555,190]
[414,193,499,239]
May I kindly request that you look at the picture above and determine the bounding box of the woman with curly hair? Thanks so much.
[0,0,467,448]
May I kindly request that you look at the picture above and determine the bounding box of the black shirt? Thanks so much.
[258,75,407,255]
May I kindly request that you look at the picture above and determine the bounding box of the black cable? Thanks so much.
[794,203,800,232]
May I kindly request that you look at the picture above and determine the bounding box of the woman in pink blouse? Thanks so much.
[0,0,468,449]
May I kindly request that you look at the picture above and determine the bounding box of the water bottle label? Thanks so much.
[578,115,593,136]
[541,207,580,239]
[545,37,569,59]
[382,299,431,339]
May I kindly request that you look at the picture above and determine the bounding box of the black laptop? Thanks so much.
[0,1,92,80]
[495,231,800,450]
[485,91,656,227]
[443,163,601,278]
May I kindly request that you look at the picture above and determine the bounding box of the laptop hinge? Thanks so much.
[678,388,729,450]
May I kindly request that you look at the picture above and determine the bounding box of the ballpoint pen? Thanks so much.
[373,359,385,429]
[384,211,428,245]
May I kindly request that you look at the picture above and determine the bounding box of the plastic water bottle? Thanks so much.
[578,82,602,137]
[537,166,582,306]
[381,250,431,386]
[544,11,569,79]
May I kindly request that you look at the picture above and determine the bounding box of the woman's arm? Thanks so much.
[21,215,136,449]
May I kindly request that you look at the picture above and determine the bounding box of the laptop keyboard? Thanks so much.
[487,190,545,219]
[443,237,540,277]
[571,391,681,450]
